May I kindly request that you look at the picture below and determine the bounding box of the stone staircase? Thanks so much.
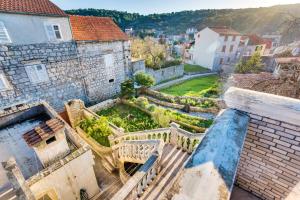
[0,185,17,200]
[139,144,190,200]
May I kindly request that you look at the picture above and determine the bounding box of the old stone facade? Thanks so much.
[236,113,300,200]
[0,40,130,111]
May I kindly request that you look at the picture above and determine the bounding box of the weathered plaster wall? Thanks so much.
[29,150,99,200]
[236,114,300,200]
[0,13,72,45]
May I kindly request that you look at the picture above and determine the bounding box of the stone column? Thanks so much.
[2,158,36,200]
[170,122,180,146]
[65,99,85,128]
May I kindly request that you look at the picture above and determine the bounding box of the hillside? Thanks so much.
[66,4,300,42]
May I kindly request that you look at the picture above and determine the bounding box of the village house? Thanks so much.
[241,34,273,56]
[0,102,99,200]
[0,0,130,111]
[190,27,241,71]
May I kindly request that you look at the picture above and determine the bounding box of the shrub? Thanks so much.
[80,117,112,147]
[152,107,172,127]
[235,52,263,74]
[160,60,182,69]
[121,79,135,98]
[134,72,155,87]
[136,97,149,108]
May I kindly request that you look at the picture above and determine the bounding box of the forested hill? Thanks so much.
[66,4,300,42]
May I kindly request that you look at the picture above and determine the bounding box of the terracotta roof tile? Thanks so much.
[0,0,67,16]
[275,57,300,64]
[23,118,65,147]
[210,26,241,36]
[248,34,272,49]
[69,15,129,42]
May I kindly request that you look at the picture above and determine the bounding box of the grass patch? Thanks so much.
[184,64,210,73]
[160,75,220,97]
[97,104,160,132]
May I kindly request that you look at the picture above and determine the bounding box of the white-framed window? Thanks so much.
[44,23,63,41]
[25,64,49,84]
[0,73,10,91]
[0,21,11,44]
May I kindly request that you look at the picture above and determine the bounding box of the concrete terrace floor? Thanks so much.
[231,186,261,200]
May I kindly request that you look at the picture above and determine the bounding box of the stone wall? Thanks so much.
[0,40,130,111]
[225,87,300,200]
[145,64,184,84]
[236,114,300,200]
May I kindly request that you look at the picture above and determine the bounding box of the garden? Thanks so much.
[96,97,213,134]
[160,75,221,98]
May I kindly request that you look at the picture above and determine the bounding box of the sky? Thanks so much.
[51,0,300,14]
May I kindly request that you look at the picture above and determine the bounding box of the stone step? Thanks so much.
[0,186,17,200]
[139,146,189,200]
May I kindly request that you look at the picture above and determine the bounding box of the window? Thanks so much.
[219,58,224,65]
[44,24,62,41]
[0,21,11,44]
[229,45,234,52]
[232,36,236,42]
[0,74,10,91]
[46,136,56,145]
[104,54,114,67]
[222,45,226,52]
[227,57,231,63]
[25,64,49,84]
[224,36,228,42]
[109,79,114,83]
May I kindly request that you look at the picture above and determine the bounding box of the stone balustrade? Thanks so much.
[111,154,160,200]
[170,123,206,153]
[113,140,164,164]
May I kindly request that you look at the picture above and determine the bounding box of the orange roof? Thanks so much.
[210,26,241,36]
[275,57,300,64]
[0,0,67,16]
[23,118,65,147]
[248,34,272,49]
[69,15,129,42]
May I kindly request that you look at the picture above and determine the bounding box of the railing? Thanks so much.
[113,140,164,164]
[111,154,160,200]
[111,128,171,146]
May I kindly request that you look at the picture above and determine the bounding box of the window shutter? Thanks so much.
[104,54,114,67]
[45,24,56,41]
[0,22,11,44]
[36,64,49,82]
[0,75,6,89]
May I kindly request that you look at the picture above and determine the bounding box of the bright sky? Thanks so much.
[51,0,300,14]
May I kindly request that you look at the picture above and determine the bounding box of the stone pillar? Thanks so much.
[2,158,36,200]
[170,122,180,146]
[65,99,85,128]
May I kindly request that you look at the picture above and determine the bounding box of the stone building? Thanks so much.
[0,102,100,200]
[0,0,130,111]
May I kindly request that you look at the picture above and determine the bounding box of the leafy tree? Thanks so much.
[134,72,155,87]
[121,79,134,98]
[131,37,168,69]
[235,52,263,74]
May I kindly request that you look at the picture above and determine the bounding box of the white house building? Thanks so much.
[190,27,241,71]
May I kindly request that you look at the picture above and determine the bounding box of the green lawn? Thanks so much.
[184,64,210,73]
[160,75,220,97]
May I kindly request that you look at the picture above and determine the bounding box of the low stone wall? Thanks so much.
[145,65,184,84]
